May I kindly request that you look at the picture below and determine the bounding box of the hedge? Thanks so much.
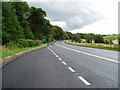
[16,39,41,48]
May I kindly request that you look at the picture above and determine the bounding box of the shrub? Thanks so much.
[5,41,19,50]
[104,39,113,44]
[94,35,104,43]
[16,39,41,48]
[84,34,92,43]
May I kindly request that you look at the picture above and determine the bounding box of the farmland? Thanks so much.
[65,34,120,51]
[103,34,119,44]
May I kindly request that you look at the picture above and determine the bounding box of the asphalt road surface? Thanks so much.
[2,41,119,88]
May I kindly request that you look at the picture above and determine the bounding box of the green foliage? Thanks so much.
[2,2,69,45]
[46,34,55,42]
[53,26,66,40]
[118,35,120,45]
[104,39,113,44]
[28,6,47,39]
[16,39,41,48]
[65,41,120,51]
[5,41,19,50]
[2,31,10,43]
[104,35,118,40]
[104,34,119,44]
[94,35,104,43]
[64,32,69,40]
[71,34,81,42]
[2,43,48,58]
[2,2,24,44]
[11,2,34,39]
[84,34,92,43]
[66,32,73,39]
[65,32,81,42]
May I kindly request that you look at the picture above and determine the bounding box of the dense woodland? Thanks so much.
[2,2,69,45]
[2,2,120,47]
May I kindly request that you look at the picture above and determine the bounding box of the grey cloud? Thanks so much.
[28,1,103,31]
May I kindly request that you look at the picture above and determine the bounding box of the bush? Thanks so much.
[84,34,92,43]
[5,41,19,50]
[94,35,104,43]
[16,39,41,48]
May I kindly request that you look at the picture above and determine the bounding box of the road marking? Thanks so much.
[68,67,75,72]
[78,76,91,85]
[48,47,90,86]
[55,42,119,64]
[58,58,62,61]
[53,53,57,56]
[48,47,56,56]
[55,55,58,57]
[62,61,67,65]
[49,45,51,47]
[48,47,59,58]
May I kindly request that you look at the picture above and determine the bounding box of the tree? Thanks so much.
[28,7,47,39]
[64,32,69,40]
[11,2,34,39]
[66,32,73,40]
[118,35,120,45]
[71,34,80,42]
[84,34,92,43]
[94,35,104,43]
[2,2,24,44]
[53,26,66,40]
[2,1,73,44]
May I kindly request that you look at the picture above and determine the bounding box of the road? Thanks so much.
[2,41,119,88]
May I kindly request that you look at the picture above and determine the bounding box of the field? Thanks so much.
[65,34,120,51]
[65,39,120,51]
[103,35,119,44]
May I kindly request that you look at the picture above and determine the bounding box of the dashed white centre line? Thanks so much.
[48,46,91,86]
[68,67,75,72]
[48,47,56,55]
[78,76,91,85]
[58,58,62,61]
[55,55,58,57]
[53,53,56,55]
[49,45,51,47]
[62,61,67,65]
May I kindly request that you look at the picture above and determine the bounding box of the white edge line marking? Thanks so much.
[58,58,62,61]
[68,67,75,72]
[62,61,67,65]
[55,42,119,64]
[78,76,91,85]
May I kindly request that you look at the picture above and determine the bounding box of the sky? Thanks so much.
[24,0,118,35]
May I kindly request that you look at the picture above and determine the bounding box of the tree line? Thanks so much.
[2,2,69,45]
[2,2,117,46]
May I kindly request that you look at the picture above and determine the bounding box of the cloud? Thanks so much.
[71,19,118,35]
[27,1,102,31]
[50,21,67,29]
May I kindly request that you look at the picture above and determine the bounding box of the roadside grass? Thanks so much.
[65,40,120,51]
[1,43,48,58]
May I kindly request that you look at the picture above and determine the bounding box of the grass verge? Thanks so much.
[2,43,48,58]
[65,41,120,51]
